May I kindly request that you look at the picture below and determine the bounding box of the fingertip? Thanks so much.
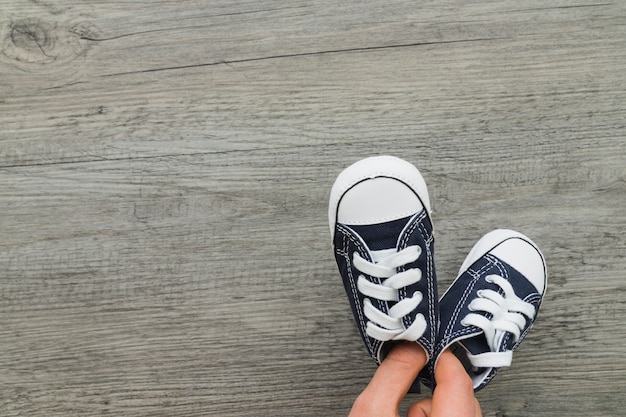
[383,341,428,371]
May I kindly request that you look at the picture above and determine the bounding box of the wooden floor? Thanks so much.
[1,1,625,416]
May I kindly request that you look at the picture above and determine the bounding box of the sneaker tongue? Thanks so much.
[460,328,509,373]
[462,330,493,357]
[345,215,414,251]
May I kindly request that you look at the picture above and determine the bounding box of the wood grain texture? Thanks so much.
[1,1,625,416]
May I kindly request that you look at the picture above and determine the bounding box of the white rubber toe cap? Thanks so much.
[459,229,547,294]
[328,156,431,240]
[336,177,423,225]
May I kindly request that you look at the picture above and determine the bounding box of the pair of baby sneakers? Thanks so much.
[329,156,547,392]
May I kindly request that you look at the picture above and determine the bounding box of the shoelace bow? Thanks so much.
[461,274,536,368]
[353,246,426,342]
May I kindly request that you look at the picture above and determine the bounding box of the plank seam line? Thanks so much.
[0,143,339,169]
[100,37,503,77]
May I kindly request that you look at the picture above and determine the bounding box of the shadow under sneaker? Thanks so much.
[329,156,438,392]
[435,229,547,392]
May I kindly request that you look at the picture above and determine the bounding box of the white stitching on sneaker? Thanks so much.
[353,246,427,342]
[338,229,375,355]
[461,274,537,368]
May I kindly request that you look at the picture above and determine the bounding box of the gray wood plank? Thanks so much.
[1,1,626,416]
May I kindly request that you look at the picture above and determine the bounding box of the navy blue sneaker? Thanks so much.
[434,229,547,391]
[329,156,438,392]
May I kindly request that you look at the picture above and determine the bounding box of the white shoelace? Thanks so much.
[353,246,426,342]
[461,274,536,368]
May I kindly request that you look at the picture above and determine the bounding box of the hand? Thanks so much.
[348,343,481,417]
[348,341,427,417]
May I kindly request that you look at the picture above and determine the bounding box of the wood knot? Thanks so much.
[5,19,57,64]
[1,18,92,71]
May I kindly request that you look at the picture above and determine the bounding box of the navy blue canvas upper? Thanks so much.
[436,253,544,391]
[333,210,439,366]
